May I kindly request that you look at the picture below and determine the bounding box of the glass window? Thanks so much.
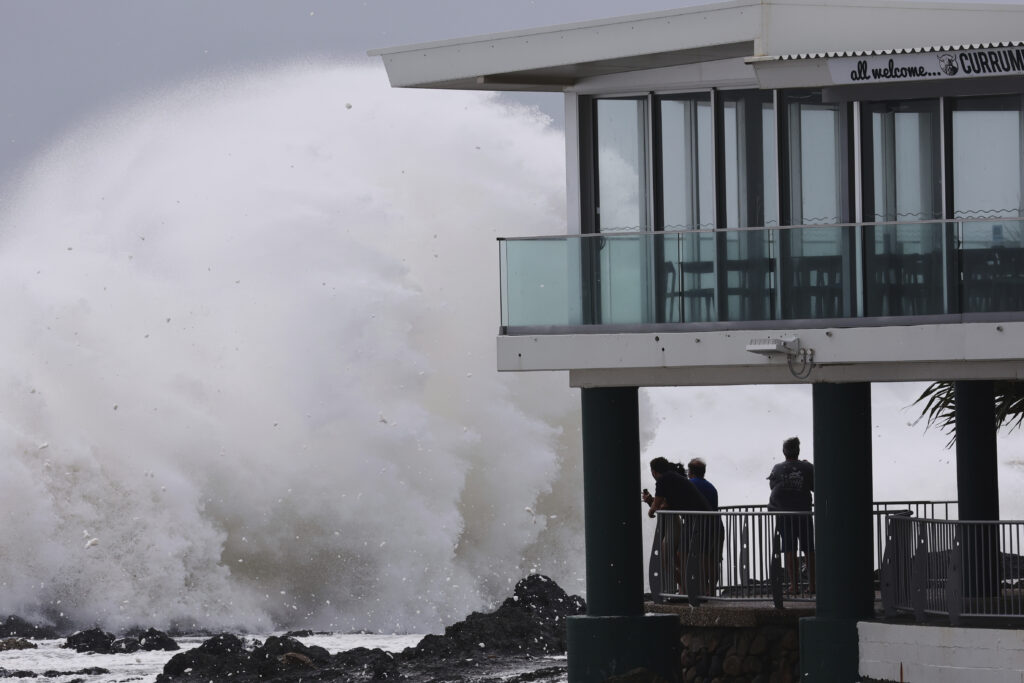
[657,95,714,321]
[721,90,777,321]
[780,91,850,319]
[952,95,1024,313]
[658,95,712,230]
[861,100,945,317]
[951,95,1023,221]
[595,98,648,232]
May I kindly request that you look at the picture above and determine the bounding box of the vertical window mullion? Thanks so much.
[712,88,728,321]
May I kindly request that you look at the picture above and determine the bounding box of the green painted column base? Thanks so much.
[799,616,859,682]
[567,614,680,682]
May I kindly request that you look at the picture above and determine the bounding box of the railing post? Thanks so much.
[740,517,751,588]
[911,525,928,622]
[685,520,702,606]
[770,524,784,609]
[947,524,963,626]
[648,516,663,604]
[880,516,900,617]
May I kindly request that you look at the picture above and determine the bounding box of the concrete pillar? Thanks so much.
[800,382,873,682]
[566,387,680,682]
[954,380,1000,597]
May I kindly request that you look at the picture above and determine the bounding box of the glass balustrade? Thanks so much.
[498,219,1024,329]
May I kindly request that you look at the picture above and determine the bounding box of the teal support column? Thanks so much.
[567,387,680,682]
[954,380,999,520]
[954,380,1000,597]
[800,382,873,683]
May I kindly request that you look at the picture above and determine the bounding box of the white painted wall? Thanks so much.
[859,621,1024,683]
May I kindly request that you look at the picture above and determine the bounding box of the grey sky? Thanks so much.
[0,0,688,192]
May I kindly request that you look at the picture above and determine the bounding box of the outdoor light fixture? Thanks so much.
[745,336,800,356]
[745,336,815,379]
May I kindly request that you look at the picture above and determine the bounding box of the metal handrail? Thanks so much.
[651,501,958,607]
[652,509,814,608]
[881,515,1024,625]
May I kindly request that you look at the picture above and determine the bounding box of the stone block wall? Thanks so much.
[679,624,800,683]
[647,602,811,683]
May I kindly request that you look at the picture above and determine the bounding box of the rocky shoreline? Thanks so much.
[0,575,585,683]
[155,574,584,683]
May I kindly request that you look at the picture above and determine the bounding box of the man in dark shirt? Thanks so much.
[688,458,723,594]
[644,457,710,516]
[687,457,718,510]
[768,436,815,594]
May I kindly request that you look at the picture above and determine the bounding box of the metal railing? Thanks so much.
[651,510,815,608]
[650,501,958,607]
[881,516,1024,625]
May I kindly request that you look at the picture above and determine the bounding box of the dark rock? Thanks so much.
[158,633,336,682]
[328,646,403,680]
[0,616,61,640]
[283,629,314,638]
[408,574,586,661]
[250,635,332,678]
[0,666,39,677]
[0,638,36,651]
[157,575,585,682]
[41,668,110,677]
[63,628,115,654]
[158,633,250,681]
[111,637,141,653]
[133,628,180,651]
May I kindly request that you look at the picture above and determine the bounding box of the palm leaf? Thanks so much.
[913,380,1024,448]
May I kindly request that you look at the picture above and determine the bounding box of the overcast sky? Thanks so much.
[0,0,693,191]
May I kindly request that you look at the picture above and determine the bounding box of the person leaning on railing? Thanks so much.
[643,457,712,594]
[767,437,816,595]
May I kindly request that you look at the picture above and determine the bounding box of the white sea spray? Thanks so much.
[0,62,582,634]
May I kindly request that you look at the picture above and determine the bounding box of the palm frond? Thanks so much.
[912,380,1024,448]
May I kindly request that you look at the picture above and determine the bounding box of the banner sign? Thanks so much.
[828,46,1024,85]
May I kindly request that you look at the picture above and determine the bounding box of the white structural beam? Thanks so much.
[496,321,1024,387]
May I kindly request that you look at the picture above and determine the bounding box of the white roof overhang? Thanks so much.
[370,0,1024,93]
[368,0,762,91]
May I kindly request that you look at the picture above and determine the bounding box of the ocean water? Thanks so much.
[0,59,1020,653]
[0,633,423,682]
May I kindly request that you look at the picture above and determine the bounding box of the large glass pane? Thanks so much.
[863,222,948,317]
[659,96,712,230]
[500,238,573,327]
[779,225,848,320]
[861,100,944,316]
[596,98,648,232]
[952,96,1024,312]
[598,233,649,324]
[781,92,849,318]
[952,96,1023,220]
[658,96,713,321]
[960,219,1024,313]
[721,90,777,321]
